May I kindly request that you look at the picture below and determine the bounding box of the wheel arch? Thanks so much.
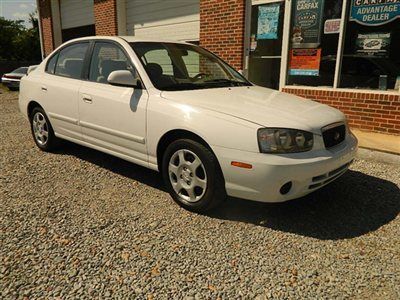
[27,100,43,118]
[156,129,222,175]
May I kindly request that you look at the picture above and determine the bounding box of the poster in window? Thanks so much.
[292,0,325,48]
[350,0,400,26]
[289,48,322,76]
[355,32,391,57]
[257,3,281,40]
[324,19,341,34]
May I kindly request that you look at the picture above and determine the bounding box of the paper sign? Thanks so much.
[257,3,281,40]
[324,19,341,34]
[356,32,391,57]
[350,0,400,26]
[289,48,322,76]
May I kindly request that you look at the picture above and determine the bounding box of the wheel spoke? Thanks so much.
[194,177,206,189]
[186,187,196,201]
[169,163,179,175]
[178,150,186,165]
[171,181,182,194]
[190,157,201,170]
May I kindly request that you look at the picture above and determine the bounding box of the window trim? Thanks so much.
[45,41,90,80]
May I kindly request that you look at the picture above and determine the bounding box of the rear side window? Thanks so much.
[89,42,133,83]
[54,43,89,79]
[46,54,58,74]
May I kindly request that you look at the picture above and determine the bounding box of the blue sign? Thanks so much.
[257,3,281,40]
[350,0,400,26]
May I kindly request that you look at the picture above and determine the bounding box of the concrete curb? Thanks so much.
[357,148,400,165]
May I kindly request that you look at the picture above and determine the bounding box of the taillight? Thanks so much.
[6,75,21,79]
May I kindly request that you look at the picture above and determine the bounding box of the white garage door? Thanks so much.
[60,0,95,29]
[126,0,200,42]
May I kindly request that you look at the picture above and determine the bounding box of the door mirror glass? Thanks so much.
[107,70,141,88]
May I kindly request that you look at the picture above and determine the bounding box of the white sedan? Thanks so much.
[19,36,358,212]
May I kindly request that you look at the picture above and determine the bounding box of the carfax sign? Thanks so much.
[350,0,400,26]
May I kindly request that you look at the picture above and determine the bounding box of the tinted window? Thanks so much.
[13,67,28,74]
[54,43,89,79]
[89,42,133,83]
[46,54,58,74]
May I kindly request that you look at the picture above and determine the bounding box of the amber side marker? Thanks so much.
[231,161,253,169]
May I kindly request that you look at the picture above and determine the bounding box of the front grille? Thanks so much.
[309,160,353,190]
[322,124,346,149]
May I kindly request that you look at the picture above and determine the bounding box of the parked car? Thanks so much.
[18,37,358,212]
[1,67,28,91]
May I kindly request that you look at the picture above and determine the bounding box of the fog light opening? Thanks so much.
[280,182,292,195]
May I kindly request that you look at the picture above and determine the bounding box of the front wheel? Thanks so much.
[162,139,226,212]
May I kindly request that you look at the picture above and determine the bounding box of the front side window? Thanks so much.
[131,42,251,91]
[54,43,89,79]
[46,53,59,74]
[89,42,133,83]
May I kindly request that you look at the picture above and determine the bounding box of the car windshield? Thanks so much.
[130,42,251,91]
[12,67,28,74]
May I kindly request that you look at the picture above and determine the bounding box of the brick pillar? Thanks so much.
[38,0,54,57]
[94,0,118,35]
[200,0,246,70]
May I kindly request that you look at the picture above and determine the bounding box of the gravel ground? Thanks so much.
[1,89,399,299]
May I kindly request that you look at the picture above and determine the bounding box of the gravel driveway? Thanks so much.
[1,89,399,299]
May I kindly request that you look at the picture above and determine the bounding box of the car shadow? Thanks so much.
[56,142,399,240]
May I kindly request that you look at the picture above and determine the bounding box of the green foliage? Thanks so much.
[0,13,41,61]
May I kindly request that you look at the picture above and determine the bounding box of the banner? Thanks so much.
[257,3,281,40]
[289,49,322,76]
[292,0,325,48]
[355,32,391,57]
[350,0,400,26]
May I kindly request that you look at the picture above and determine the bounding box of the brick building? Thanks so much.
[37,0,400,136]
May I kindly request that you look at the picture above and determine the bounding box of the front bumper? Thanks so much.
[213,133,358,203]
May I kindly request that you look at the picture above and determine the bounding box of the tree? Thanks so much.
[0,11,41,62]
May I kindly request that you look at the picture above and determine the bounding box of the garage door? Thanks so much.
[60,0,95,29]
[126,0,200,42]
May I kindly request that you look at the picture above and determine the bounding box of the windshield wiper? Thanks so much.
[204,79,249,86]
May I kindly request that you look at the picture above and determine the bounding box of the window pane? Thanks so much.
[89,42,132,83]
[143,49,174,75]
[287,0,343,87]
[46,54,58,74]
[339,2,400,90]
[54,43,89,79]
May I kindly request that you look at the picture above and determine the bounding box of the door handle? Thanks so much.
[41,86,47,91]
[82,95,92,104]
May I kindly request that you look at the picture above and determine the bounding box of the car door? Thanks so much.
[41,42,89,141]
[78,41,149,164]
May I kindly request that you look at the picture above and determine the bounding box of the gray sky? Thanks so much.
[0,0,37,28]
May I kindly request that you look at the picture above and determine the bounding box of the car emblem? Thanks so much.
[334,132,341,141]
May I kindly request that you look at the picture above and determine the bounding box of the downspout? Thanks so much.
[36,0,45,60]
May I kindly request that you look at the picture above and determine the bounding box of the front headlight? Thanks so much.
[257,128,314,153]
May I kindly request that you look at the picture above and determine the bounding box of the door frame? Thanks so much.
[243,0,292,91]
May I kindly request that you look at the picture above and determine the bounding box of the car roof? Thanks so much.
[64,36,191,45]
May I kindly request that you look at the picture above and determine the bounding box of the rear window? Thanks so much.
[12,67,28,74]
[54,43,89,79]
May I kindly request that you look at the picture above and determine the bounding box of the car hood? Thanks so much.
[161,86,345,134]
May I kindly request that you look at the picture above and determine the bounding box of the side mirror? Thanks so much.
[107,70,142,88]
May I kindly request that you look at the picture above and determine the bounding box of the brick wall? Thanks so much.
[200,0,245,70]
[283,87,400,135]
[38,0,53,57]
[93,0,118,35]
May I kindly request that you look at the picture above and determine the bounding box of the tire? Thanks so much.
[162,139,226,212]
[29,107,59,151]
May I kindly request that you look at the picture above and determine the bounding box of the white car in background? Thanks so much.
[1,67,28,90]
[19,36,358,212]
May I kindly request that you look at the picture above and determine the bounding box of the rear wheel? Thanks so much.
[162,139,226,212]
[29,107,59,151]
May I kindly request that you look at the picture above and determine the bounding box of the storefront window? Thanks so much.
[287,0,343,87]
[339,1,400,91]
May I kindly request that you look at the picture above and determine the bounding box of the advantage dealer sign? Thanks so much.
[350,0,400,26]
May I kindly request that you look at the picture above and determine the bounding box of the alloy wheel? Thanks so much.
[168,149,207,203]
[32,112,49,146]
